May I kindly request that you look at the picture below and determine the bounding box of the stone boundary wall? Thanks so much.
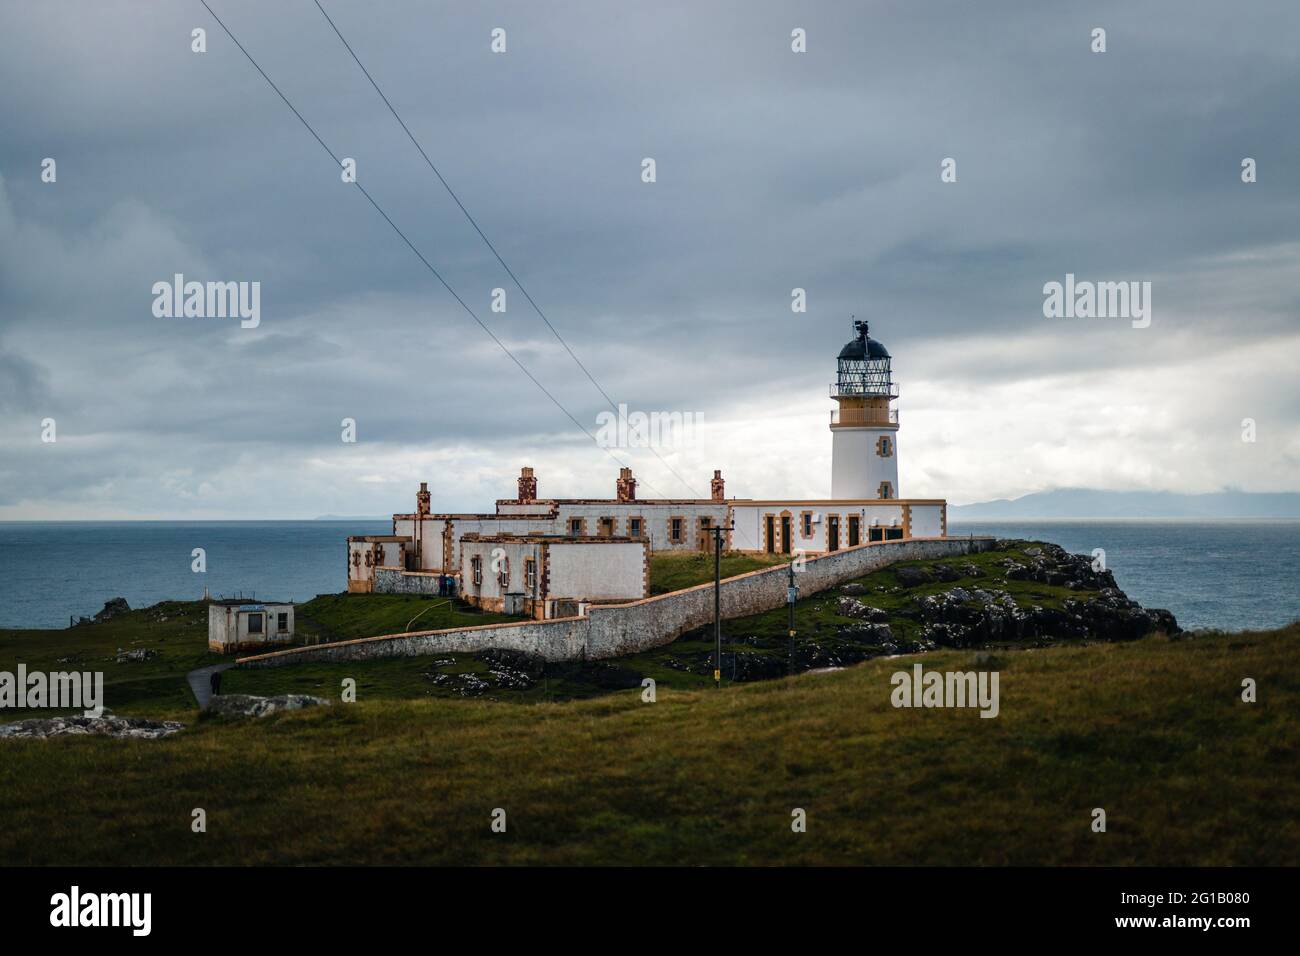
[238,536,996,668]
[374,567,445,595]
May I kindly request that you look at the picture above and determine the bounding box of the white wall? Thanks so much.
[547,542,647,601]
[908,503,944,537]
[831,427,900,499]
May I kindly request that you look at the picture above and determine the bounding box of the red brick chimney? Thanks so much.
[711,469,725,502]
[616,467,637,502]
[517,467,537,504]
[416,482,431,515]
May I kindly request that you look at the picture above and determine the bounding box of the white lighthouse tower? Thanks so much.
[830,319,900,500]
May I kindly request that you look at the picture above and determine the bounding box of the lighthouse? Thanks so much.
[830,319,900,500]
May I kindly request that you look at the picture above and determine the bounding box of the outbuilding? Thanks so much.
[208,599,295,654]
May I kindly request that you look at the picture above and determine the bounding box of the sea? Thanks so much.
[0,520,1296,632]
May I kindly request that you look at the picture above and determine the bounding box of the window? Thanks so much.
[878,436,893,458]
[497,557,511,589]
[878,481,894,500]
[247,613,263,634]
[629,517,643,538]
[471,555,483,586]
[598,516,615,537]
[525,558,537,591]
[277,612,289,633]
[670,517,684,544]
[848,515,861,547]
[568,517,584,536]
[801,512,813,538]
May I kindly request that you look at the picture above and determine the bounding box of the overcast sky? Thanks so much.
[2,0,1298,519]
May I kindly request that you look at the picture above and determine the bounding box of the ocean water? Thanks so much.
[0,520,1295,632]
[949,520,1300,632]
[0,521,388,630]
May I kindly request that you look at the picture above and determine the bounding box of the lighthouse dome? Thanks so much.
[838,336,890,360]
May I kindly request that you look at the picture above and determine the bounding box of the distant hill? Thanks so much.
[950,488,1300,519]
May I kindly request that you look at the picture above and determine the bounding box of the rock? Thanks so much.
[0,714,183,739]
[931,564,961,582]
[114,647,157,663]
[207,694,328,717]
[93,597,130,623]
[895,566,933,587]
[477,648,545,689]
[838,596,889,622]
[840,583,868,596]
[837,622,894,644]
[837,596,868,618]
[959,563,985,578]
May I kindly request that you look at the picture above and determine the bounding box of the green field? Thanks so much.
[3,542,1295,865]
[0,624,1295,865]
[648,550,791,594]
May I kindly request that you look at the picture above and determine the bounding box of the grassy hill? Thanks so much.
[0,623,1295,865]
[2,540,1294,866]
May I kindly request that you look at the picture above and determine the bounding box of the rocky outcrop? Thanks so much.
[72,597,131,627]
[207,694,328,717]
[837,596,889,622]
[0,715,184,739]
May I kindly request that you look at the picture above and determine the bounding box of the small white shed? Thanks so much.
[208,599,295,654]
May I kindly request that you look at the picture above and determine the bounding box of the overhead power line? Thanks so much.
[196,0,674,496]
[310,0,706,499]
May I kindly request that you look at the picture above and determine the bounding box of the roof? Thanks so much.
[210,598,292,608]
[838,336,890,360]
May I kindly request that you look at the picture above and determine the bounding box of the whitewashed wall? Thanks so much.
[831,427,900,499]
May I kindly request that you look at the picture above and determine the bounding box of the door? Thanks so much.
[780,515,792,554]
[827,516,840,552]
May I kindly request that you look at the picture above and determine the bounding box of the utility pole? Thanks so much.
[787,560,799,678]
[708,523,735,688]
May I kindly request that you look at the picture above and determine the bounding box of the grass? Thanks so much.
[295,592,517,642]
[223,543,1057,702]
[0,624,1295,865]
[648,550,791,594]
[0,601,218,718]
[0,593,517,718]
[0,541,1127,712]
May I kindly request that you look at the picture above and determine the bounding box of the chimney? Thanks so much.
[711,469,725,502]
[517,466,537,504]
[616,467,637,502]
[416,482,431,515]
